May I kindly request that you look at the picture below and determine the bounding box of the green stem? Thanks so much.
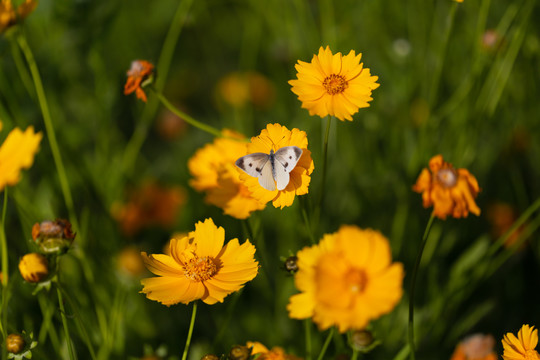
[16,32,76,224]
[316,327,335,360]
[57,285,76,360]
[154,91,224,138]
[351,349,359,360]
[408,214,436,360]
[0,189,8,355]
[317,116,332,214]
[300,197,315,245]
[121,0,195,175]
[181,301,198,360]
[304,319,312,360]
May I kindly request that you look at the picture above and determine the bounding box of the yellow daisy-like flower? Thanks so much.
[140,218,258,305]
[0,122,42,192]
[0,0,37,33]
[502,325,540,360]
[238,123,314,209]
[188,130,265,219]
[287,225,404,332]
[413,154,481,220]
[289,46,380,121]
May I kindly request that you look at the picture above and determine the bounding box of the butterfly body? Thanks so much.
[236,146,303,191]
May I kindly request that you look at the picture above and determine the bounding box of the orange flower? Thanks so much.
[501,324,540,360]
[486,202,525,248]
[237,123,314,209]
[0,0,37,33]
[188,130,265,218]
[124,60,155,102]
[287,225,404,332]
[289,46,379,121]
[140,218,258,305]
[450,334,497,360]
[112,180,185,236]
[247,342,303,360]
[215,71,276,109]
[413,155,481,219]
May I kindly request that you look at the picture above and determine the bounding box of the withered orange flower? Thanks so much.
[111,180,185,236]
[124,60,155,102]
[450,334,497,360]
[413,155,481,219]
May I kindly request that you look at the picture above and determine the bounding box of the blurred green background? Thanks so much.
[1,0,539,358]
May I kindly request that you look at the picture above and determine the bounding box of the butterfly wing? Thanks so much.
[235,153,276,191]
[273,146,303,190]
[236,153,270,178]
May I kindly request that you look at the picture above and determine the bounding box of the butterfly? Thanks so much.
[235,146,303,191]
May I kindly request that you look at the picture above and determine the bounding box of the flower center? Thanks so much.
[345,268,368,293]
[323,74,348,95]
[435,168,458,188]
[525,350,540,360]
[183,255,218,282]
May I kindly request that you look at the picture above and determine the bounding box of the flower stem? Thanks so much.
[317,116,333,220]
[16,32,76,225]
[153,90,224,138]
[57,285,76,360]
[121,0,195,175]
[181,301,198,360]
[0,188,8,349]
[408,213,435,360]
[304,319,312,360]
[316,327,335,360]
[351,349,359,360]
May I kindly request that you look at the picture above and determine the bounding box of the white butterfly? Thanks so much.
[235,146,303,191]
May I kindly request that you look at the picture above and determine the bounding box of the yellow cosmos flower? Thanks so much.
[238,123,314,209]
[289,46,380,121]
[188,130,265,219]
[140,218,258,305]
[0,123,42,192]
[413,155,481,219]
[246,341,302,360]
[502,325,540,360]
[0,0,37,33]
[450,334,497,360]
[287,225,403,332]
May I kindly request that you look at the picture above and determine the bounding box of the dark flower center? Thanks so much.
[323,74,348,95]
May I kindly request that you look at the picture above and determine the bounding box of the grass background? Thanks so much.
[1,0,539,358]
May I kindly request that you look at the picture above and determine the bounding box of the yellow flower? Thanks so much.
[215,71,276,109]
[238,123,314,209]
[188,130,265,218]
[450,334,497,360]
[18,253,49,283]
[413,154,481,219]
[246,342,302,360]
[0,124,42,192]
[502,325,540,360]
[0,0,37,33]
[140,218,258,305]
[287,225,403,332]
[289,46,380,121]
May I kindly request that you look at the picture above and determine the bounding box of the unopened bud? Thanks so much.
[19,253,49,283]
[6,333,25,354]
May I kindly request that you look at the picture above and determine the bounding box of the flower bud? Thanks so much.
[32,219,75,254]
[201,355,220,360]
[6,333,25,354]
[19,253,49,283]
[228,345,251,360]
[284,255,299,274]
[351,329,374,351]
